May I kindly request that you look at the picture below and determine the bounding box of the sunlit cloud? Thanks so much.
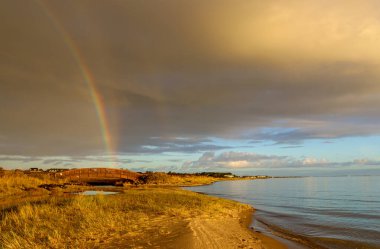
[182,151,380,171]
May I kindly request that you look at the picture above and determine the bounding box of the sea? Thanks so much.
[185,176,380,249]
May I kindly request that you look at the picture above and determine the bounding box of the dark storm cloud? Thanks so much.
[0,155,150,169]
[41,156,146,166]
[1,0,380,157]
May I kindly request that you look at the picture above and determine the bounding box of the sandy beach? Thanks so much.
[104,208,287,249]
[180,210,286,249]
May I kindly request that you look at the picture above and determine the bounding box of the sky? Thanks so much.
[1,0,380,176]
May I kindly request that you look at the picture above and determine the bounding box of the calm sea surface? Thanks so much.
[186,176,380,249]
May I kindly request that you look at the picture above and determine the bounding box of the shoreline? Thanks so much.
[252,217,309,249]
[1,176,290,249]
[240,209,289,249]
[3,173,379,248]
[182,181,306,249]
[1,186,289,249]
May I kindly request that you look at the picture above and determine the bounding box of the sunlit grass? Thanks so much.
[0,171,56,197]
[141,172,222,186]
[0,188,251,249]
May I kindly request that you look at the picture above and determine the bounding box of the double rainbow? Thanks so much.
[36,0,114,157]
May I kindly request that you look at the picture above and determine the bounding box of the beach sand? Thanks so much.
[181,210,287,249]
[107,209,287,249]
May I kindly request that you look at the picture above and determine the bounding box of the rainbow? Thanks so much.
[35,0,115,157]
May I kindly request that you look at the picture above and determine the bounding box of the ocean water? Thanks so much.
[186,176,380,249]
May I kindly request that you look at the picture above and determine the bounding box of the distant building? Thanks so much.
[223,174,235,178]
[197,172,236,178]
[29,168,43,172]
[256,175,269,179]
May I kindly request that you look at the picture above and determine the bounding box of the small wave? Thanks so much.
[255,218,380,249]
[256,209,380,241]
[254,218,328,249]
[258,206,380,220]
[311,236,380,249]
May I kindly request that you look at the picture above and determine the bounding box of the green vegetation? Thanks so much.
[0,188,251,249]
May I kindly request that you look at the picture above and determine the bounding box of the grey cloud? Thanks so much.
[352,159,380,167]
[41,156,148,166]
[128,137,231,154]
[130,165,179,173]
[281,145,304,149]
[0,155,148,168]
[168,159,183,162]
[0,156,41,163]
[247,129,316,145]
[1,1,380,157]
[245,118,380,145]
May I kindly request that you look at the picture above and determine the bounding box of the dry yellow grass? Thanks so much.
[140,172,221,186]
[0,188,251,249]
[0,171,55,197]
[1,171,236,196]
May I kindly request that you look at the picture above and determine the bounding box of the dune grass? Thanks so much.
[0,171,57,197]
[0,188,251,249]
[1,171,224,196]
[140,172,221,186]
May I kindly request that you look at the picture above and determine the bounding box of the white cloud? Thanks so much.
[302,157,329,166]
[225,160,250,168]
[182,151,293,170]
[182,151,380,171]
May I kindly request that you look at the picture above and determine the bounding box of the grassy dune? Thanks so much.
[0,188,251,249]
[0,171,253,248]
[0,171,55,197]
[141,172,221,186]
[0,171,224,196]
